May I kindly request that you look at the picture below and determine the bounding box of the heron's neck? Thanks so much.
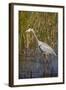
[32,31,38,42]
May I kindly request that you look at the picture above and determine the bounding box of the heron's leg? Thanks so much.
[44,54,49,77]
[45,54,48,61]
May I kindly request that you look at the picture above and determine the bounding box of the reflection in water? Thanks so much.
[19,47,58,79]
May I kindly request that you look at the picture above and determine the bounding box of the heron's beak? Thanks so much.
[25,30,28,33]
[25,30,30,33]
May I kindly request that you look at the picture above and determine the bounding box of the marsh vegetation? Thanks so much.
[19,11,58,79]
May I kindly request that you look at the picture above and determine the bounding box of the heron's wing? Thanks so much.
[38,41,56,56]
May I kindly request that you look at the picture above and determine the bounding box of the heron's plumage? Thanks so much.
[26,28,56,56]
[38,40,56,56]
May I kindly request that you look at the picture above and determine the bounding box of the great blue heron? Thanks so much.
[25,28,56,57]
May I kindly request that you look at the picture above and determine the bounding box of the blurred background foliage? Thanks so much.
[19,11,58,55]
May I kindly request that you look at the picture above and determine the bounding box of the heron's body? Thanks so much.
[25,28,56,56]
[38,40,56,55]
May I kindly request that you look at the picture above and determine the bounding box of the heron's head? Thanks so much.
[25,28,34,33]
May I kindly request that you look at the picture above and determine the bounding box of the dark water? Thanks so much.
[19,48,58,79]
